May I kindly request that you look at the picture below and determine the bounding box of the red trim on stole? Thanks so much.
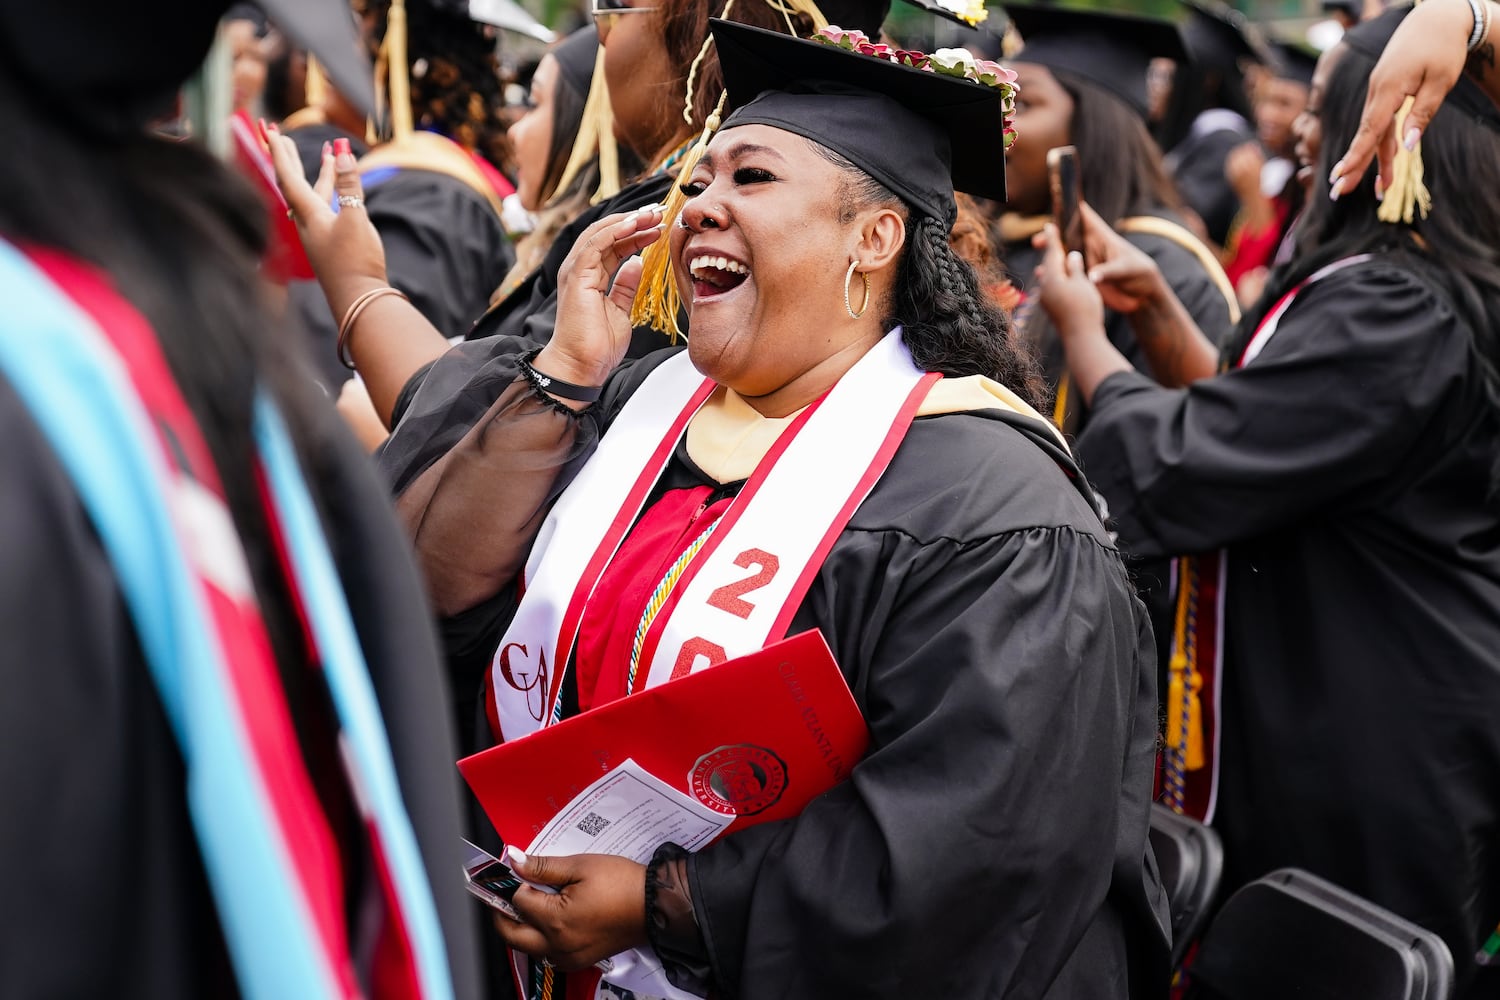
[27,248,366,996]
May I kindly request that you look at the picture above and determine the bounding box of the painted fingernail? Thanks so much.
[1404,125,1421,151]
[1329,175,1343,202]
[1328,160,1345,185]
[266,120,278,135]
[1374,175,1385,202]
[322,140,332,157]
[504,845,529,870]
[334,137,352,158]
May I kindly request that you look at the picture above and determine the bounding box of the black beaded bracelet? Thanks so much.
[520,348,603,403]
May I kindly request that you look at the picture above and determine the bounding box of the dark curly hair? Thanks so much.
[361,0,512,172]
[815,145,1044,406]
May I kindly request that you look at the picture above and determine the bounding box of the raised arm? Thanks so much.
[389,205,665,615]
[268,127,450,424]
[1332,0,1500,200]
[1033,210,1220,405]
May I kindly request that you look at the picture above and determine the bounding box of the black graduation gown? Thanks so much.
[1074,259,1500,999]
[291,166,514,391]
[0,374,484,1000]
[381,345,1172,999]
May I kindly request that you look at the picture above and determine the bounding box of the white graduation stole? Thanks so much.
[487,330,936,742]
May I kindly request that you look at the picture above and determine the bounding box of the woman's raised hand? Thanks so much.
[265,124,389,304]
[541,205,666,390]
[1331,0,1475,200]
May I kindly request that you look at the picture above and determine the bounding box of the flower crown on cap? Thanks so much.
[814,26,1018,147]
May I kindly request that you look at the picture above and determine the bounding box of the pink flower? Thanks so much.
[973,58,1018,86]
[817,25,870,49]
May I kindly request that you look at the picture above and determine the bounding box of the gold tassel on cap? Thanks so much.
[628,91,727,339]
[552,46,623,205]
[370,0,413,144]
[629,0,739,338]
[1377,95,1433,225]
[304,55,328,110]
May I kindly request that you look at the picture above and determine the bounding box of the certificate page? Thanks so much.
[525,758,732,861]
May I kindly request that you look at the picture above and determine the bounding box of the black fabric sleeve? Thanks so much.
[687,524,1158,999]
[1076,262,1471,559]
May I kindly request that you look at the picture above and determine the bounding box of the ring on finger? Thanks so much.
[337,195,365,209]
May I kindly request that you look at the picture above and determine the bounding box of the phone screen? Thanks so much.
[1047,145,1083,260]
[462,839,523,918]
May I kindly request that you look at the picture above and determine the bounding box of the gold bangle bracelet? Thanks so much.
[336,286,409,370]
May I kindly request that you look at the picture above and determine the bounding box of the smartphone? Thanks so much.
[1047,145,1084,260]
[462,839,525,919]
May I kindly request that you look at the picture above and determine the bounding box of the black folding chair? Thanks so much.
[1149,803,1225,967]
[1186,867,1455,1000]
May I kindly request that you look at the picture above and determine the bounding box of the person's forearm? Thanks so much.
[1465,0,1500,102]
[1126,279,1222,388]
[325,273,451,427]
[394,378,590,616]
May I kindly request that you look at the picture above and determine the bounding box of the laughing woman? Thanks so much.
[384,20,1168,1000]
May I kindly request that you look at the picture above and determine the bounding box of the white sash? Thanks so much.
[488,354,715,742]
[488,330,934,742]
[636,331,931,689]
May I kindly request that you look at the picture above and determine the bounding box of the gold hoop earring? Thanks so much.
[844,260,871,320]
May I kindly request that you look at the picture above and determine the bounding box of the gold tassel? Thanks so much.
[1165,559,1206,770]
[1377,96,1432,225]
[384,0,414,142]
[551,46,621,206]
[768,0,828,32]
[628,93,727,339]
[304,55,328,111]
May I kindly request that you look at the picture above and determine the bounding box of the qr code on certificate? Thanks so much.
[575,811,611,837]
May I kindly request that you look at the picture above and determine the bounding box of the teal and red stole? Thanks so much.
[0,238,454,1000]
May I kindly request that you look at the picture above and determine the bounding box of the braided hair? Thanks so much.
[816,145,1044,406]
[361,0,512,172]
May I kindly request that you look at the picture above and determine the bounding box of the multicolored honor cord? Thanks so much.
[1479,921,1500,966]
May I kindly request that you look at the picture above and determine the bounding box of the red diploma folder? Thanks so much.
[458,630,869,848]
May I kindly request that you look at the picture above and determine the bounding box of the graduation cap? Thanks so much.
[0,0,372,136]
[716,18,1011,217]
[1267,39,1318,87]
[1000,4,1188,119]
[631,16,1015,335]
[1179,0,1272,69]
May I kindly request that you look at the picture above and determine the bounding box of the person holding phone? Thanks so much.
[995,4,1240,432]
[1035,9,1500,994]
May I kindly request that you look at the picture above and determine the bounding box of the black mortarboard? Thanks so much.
[1179,0,1271,69]
[1267,40,1318,87]
[551,27,601,103]
[1000,5,1188,120]
[0,0,372,136]
[712,18,1012,224]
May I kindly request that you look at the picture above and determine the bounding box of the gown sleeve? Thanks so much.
[687,522,1158,998]
[1076,262,1471,559]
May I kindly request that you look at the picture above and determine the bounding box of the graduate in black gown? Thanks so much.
[384,19,1168,999]
[1036,9,1500,995]
[0,0,484,997]
[288,0,518,391]
[995,4,1239,430]
[1157,0,1265,250]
